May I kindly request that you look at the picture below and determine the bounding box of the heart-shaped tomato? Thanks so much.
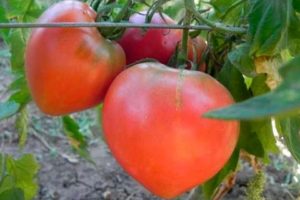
[103,62,239,198]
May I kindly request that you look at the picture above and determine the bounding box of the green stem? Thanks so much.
[185,0,246,34]
[0,153,6,182]
[178,10,192,69]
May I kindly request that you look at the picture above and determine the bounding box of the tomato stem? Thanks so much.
[185,0,246,34]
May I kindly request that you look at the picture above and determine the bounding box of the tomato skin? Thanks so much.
[118,12,182,65]
[25,0,125,116]
[103,62,239,198]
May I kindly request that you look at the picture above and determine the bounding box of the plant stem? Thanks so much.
[0,153,6,182]
[177,4,192,69]
[185,0,246,34]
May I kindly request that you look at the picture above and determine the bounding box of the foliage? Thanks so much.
[1,0,300,199]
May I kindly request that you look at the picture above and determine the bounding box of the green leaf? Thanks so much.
[16,107,28,148]
[5,154,39,200]
[217,60,251,102]
[251,120,279,160]
[248,0,293,56]
[0,101,20,121]
[9,75,31,107]
[0,187,24,200]
[228,43,257,77]
[210,0,248,24]
[205,56,300,120]
[0,5,9,41]
[238,122,264,158]
[293,0,300,12]
[202,148,239,199]
[1,0,43,22]
[277,116,300,163]
[287,12,300,56]
[250,74,269,96]
[62,116,94,163]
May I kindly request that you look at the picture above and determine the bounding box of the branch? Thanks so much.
[185,0,247,34]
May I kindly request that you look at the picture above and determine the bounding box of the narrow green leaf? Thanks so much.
[248,0,293,56]
[0,101,20,121]
[205,56,300,120]
[0,187,24,200]
[277,116,300,163]
[202,148,239,199]
[62,116,94,163]
[5,154,40,200]
[228,43,256,77]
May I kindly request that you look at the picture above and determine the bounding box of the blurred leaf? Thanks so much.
[1,0,43,22]
[0,5,9,41]
[217,60,251,102]
[228,43,257,77]
[62,116,94,163]
[248,0,294,56]
[250,74,269,96]
[277,116,300,163]
[205,56,300,120]
[293,0,300,12]
[238,122,264,157]
[0,101,20,121]
[0,188,24,200]
[5,154,39,200]
[287,12,300,56]
[210,0,248,24]
[202,148,239,199]
[9,76,31,106]
[16,106,28,148]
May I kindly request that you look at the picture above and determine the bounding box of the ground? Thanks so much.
[1,42,300,200]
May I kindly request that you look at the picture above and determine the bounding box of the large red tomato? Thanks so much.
[25,0,125,116]
[118,12,182,65]
[103,62,239,198]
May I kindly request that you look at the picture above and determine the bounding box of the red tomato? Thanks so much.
[118,12,182,65]
[103,62,239,198]
[25,1,125,116]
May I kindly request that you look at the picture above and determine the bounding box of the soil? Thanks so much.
[1,41,300,200]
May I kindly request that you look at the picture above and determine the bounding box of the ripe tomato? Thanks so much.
[25,1,125,116]
[118,12,182,65]
[103,62,239,198]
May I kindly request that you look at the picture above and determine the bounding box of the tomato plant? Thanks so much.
[1,0,300,199]
[25,0,125,116]
[102,62,239,198]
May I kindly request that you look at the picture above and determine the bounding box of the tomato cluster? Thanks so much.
[25,1,239,198]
